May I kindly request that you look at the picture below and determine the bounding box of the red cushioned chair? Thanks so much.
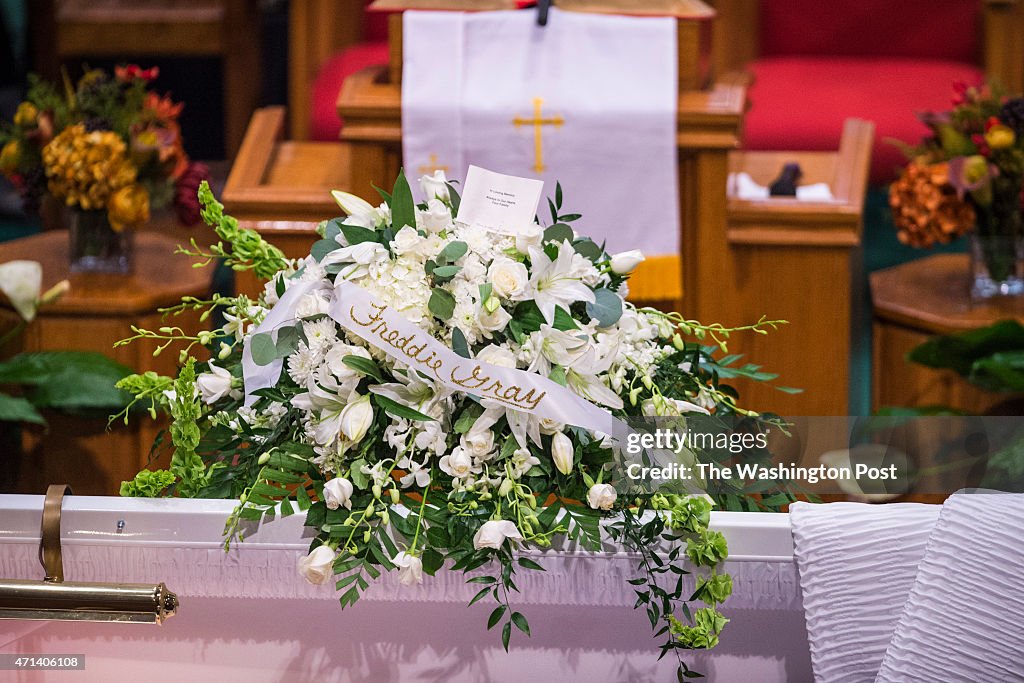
[710,0,1024,184]
[289,0,390,141]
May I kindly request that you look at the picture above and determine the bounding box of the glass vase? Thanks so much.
[68,208,133,274]
[969,232,1024,299]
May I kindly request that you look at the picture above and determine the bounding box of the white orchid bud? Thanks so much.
[609,249,645,275]
[551,432,574,476]
[473,520,523,550]
[393,551,424,586]
[340,394,373,442]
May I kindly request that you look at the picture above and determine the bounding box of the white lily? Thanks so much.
[0,260,42,322]
[526,241,595,324]
[331,190,383,229]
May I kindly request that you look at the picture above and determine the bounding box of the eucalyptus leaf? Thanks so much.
[429,288,456,320]
[275,326,300,358]
[586,288,623,328]
[432,265,461,279]
[311,238,339,262]
[543,223,574,244]
[250,332,278,366]
[438,240,468,264]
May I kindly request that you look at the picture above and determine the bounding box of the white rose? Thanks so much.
[0,260,42,322]
[539,417,563,435]
[297,545,336,585]
[340,394,374,442]
[439,446,474,479]
[323,477,354,510]
[515,223,543,254]
[477,304,511,334]
[476,345,517,368]
[460,254,487,283]
[295,290,331,319]
[419,169,450,202]
[551,431,574,476]
[393,552,424,586]
[196,362,235,404]
[609,249,645,275]
[587,483,617,511]
[488,258,528,299]
[461,428,495,460]
[392,226,423,254]
[473,519,523,550]
[420,198,451,234]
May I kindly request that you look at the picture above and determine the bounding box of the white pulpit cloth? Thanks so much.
[789,501,941,683]
[729,172,835,202]
[875,493,1024,683]
[402,8,679,257]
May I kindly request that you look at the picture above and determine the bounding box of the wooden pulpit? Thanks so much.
[226,0,870,416]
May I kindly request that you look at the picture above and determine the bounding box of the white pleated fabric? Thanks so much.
[875,493,1024,683]
[790,501,941,682]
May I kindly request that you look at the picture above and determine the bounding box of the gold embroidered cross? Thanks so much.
[513,98,563,174]
[418,154,449,175]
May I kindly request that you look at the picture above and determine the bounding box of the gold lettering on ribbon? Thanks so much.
[347,300,547,411]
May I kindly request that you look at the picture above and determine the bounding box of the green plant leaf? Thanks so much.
[342,355,384,382]
[552,306,579,331]
[275,326,300,357]
[488,605,507,630]
[543,223,573,244]
[311,238,339,262]
[908,319,1024,377]
[431,265,461,280]
[250,332,277,366]
[0,351,133,412]
[372,394,435,422]
[391,169,417,230]
[0,393,45,425]
[340,223,379,246]
[437,240,468,264]
[452,327,470,358]
[429,288,456,320]
[586,288,623,327]
[511,611,531,636]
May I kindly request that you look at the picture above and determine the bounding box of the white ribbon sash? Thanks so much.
[242,278,616,435]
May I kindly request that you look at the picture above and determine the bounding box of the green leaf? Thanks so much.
[373,394,435,422]
[511,611,531,636]
[908,319,1024,377]
[372,183,392,205]
[552,306,579,331]
[428,288,456,320]
[311,238,339,262]
[501,620,512,651]
[391,169,417,230]
[342,355,384,382]
[275,326,300,357]
[488,605,507,630]
[469,586,491,606]
[517,557,545,571]
[478,283,492,302]
[572,238,604,261]
[586,288,623,327]
[0,393,45,425]
[543,223,573,244]
[431,265,461,280]
[340,223,379,246]
[437,240,468,264]
[0,351,133,412]
[452,327,470,358]
[447,182,461,214]
[250,332,278,366]
[422,548,443,576]
[548,366,567,387]
[555,182,563,209]
[558,213,582,223]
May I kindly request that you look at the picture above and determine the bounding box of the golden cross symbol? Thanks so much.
[418,154,449,175]
[512,97,564,174]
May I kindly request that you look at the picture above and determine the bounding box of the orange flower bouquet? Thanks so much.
[0,66,208,273]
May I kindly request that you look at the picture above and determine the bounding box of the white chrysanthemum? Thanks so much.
[303,317,337,354]
[286,342,319,386]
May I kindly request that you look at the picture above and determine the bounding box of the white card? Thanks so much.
[454,165,545,235]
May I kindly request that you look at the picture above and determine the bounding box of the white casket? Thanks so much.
[0,496,810,682]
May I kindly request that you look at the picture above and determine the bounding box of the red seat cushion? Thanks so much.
[311,41,390,141]
[743,57,985,185]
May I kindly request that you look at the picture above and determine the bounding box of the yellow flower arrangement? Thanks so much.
[107,184,151,232]
[41,124,146,223]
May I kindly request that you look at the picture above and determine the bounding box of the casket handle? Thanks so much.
[40,484,72,583]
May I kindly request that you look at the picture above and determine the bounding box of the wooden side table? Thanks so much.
[871,253,1024,413]
[0,231,212,495]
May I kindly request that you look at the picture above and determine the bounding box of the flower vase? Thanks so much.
[68,208,133,274]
